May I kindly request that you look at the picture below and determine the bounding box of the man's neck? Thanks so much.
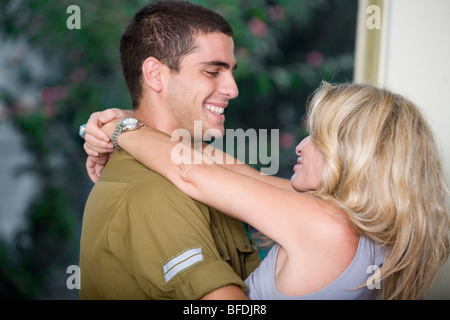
[134,105,175,136]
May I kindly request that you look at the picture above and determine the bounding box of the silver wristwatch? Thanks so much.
[111,117,145,150]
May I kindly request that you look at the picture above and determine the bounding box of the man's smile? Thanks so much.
[205,104,225,115]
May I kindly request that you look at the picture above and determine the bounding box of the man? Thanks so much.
[79,0,261,299]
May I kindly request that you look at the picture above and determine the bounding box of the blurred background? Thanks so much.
[0,0,448,299]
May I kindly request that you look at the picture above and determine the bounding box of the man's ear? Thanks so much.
[142,57,163,92]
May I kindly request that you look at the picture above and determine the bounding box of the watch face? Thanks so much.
[122,118,138,126]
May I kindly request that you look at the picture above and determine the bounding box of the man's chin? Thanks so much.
[191,118,225,140]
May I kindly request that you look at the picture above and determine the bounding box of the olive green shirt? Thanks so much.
[79,151,260,299]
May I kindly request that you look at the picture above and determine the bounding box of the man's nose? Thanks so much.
[219,72,239,99]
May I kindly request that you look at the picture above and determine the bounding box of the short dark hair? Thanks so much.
[119,0,234,108]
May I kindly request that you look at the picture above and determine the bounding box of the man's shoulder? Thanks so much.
[96,151,210,214]
[99,151,163,183]
[99,152,189,191]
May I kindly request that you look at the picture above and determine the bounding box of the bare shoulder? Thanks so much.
[276,198,360,296]
[301,197,359,255]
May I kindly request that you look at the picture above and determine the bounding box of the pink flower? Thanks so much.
[41,85,68,116]
[248,18,267,38]
[280,132,295,149]
[306,50,324,67]
[236,47,250,62]
[42,87,56,106]
[269,5,284,21]
[70,67,86,82]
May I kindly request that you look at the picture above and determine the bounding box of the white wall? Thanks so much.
[380,0,450,182]
[355,0,450,299]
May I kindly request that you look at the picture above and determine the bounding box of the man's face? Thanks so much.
[164,32,239,137]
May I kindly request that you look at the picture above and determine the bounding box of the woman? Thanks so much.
[83,82,449,299]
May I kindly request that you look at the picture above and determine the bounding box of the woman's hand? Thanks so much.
[83,108,133,156]
[83,108,133,182]
[100,118,121,140]
[86,154,110,183]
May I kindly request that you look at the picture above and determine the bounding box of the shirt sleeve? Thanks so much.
[107,174,247,299]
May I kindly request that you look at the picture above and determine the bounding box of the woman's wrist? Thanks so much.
[102,119,121,140]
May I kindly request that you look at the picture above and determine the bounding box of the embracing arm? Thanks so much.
[102,120,320,249]
[82,109,293,190]
[83,108,134,182]
[203,145,293,191]
[201,285,248,300]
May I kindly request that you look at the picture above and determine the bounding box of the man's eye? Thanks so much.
[205,71,219,77]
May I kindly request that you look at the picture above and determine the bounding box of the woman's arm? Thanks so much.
[82,108,133,182]
[84,108,134,156]
[83,108,293,190]
[203,145,294,191]
[102,120,321,250]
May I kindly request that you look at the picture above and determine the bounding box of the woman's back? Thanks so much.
[245,236,385,299]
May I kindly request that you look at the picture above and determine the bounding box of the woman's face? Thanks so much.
[290,136,324,192]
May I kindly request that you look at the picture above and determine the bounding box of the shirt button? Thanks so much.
[219,249,224,257]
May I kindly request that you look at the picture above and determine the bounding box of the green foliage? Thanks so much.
[0,0,356,298]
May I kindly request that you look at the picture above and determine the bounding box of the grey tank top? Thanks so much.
[245,236,385,300]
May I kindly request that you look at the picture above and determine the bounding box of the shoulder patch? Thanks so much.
[163,247,203,283]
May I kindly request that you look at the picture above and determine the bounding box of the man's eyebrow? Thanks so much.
[202,60,238,70]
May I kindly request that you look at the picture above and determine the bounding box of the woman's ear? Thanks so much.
[142,57,163,92]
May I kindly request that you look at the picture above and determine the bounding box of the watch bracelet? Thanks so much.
[111,124,124,151]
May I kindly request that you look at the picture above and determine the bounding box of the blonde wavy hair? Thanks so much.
[306,82,449,299]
